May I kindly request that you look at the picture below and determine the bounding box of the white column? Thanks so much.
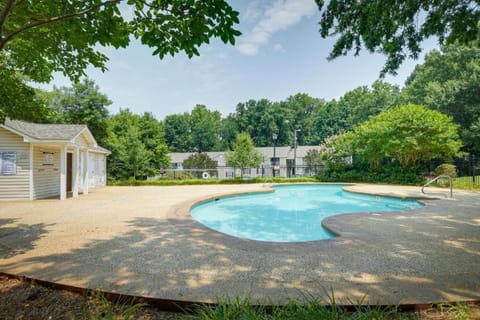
[83,150,89,195]
[60,145,67,200]
[72,147,79,197]
[29,144,34,200]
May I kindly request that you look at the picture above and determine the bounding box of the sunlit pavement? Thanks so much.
[0,183,479,305]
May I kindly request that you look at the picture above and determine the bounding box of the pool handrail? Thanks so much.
[421,174,453,198]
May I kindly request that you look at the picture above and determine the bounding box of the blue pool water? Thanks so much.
[190,185,423,242]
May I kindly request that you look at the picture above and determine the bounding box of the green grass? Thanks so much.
[110,176,319,186]
[64,289,479,319]
[183,295,406,320]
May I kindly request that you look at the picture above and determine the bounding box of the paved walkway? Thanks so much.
[0,184,479,306]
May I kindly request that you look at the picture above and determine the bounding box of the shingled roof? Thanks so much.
[4,119,87,141]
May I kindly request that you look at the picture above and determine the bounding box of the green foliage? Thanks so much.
[0,0,240,120]
[81,289,146,320]
[351,104,463,167]
[304,149,325,175]
[106,109,169,180]
[403,44,480,154]
[217,114,238,150]
[339,80,402,128]
[183,153,217,170]
[433,163,458,178]
[190,105,221,152]
[111,177,318,186]
[317,164,425,185]
[226,133,263,172]
[43,78,111,145]
[164,113,192,152]
[0,0,241,83]
[183,153,218,179]
[312,100,349,143]
[322,133,355,171]
[0,59,48,122]
[184,295,407,320]
[317,0,480,75]
[163,105,221,152]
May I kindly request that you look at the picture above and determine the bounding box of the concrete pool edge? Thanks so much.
[169,182,431,248]
[1,184,479,307]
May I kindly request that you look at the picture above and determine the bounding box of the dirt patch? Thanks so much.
[0,275,182,319]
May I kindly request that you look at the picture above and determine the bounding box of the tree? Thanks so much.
[190,105,221,152]
[234,99,277,147]
[217,114,238,150]
[339,80,401,128]
[304,149,325,175]
[183,153,217,179]
[316,0,480,75]
[45,78,111,145]
[114,126,153,180]
[164,113,192,152]
[312,100,349,143]
[281,93,324,145]
[0,0,241,84]
[226,133,262,175]
[138,112,170,172]
[351,104,463,167]
[106,109,169,180]
[0,66,48,122]
[402,44,480,154]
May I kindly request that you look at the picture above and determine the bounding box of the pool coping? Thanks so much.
[166,183,436,251]
[1,184,479,308]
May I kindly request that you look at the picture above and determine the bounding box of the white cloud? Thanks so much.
[237,0,317,56]
[273,43,284,52]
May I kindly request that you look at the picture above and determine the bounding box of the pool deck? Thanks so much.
[0,183,479,306]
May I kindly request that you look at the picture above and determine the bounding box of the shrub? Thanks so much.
[433,163,457,178]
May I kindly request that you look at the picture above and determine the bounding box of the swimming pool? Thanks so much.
[190,184,423,242]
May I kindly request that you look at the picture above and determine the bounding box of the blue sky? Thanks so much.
[43,0,438,120]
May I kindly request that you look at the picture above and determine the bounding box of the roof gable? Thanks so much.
[3,119,87,141]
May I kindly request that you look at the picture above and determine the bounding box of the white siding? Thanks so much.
[88,152,107,188]
[73,132,90,148]
[32,146,60,199]
[0,128,30,200]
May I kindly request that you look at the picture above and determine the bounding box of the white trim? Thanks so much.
[83,150,89,195]
[72,147,79,197]
[29,144,34,200]
[60,145,67,200]
[71,127,98,147]
[0,124,37,142]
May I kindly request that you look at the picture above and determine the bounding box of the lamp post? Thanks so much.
[272,133,277,177]
[293,129,301,176]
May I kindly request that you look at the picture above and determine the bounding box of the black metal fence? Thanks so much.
[149,156,479,188]
[425,155,479,188]
[151,165,320,180]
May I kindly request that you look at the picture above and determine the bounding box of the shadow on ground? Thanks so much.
[0,218,50,259]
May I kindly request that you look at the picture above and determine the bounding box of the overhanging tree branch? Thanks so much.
[0,0,121,51]
[0,0,17,36]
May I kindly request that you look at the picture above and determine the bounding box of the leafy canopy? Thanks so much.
[106,109,169,180]
[183,153,217,170]
[226,132,262,170]
[45,78,111,145]
[402,44,480,154]
[351,104,463,167]
[0,0,241,83]
[316,0,480,75]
